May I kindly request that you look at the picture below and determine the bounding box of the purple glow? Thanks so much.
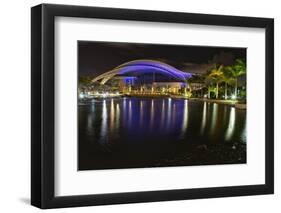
[116,60,191,81]
[92,60,193,84]
[123,76,136,85]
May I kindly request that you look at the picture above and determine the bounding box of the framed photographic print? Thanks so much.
[31,4,274,209]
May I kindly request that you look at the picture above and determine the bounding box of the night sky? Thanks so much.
[78,41,246,77]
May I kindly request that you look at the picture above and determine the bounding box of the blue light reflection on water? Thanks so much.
[79,97,246,170]
[81,97,246,145]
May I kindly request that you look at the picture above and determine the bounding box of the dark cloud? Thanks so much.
[180,63,213,74]
[78,41,246,77]
[210,51,235,65]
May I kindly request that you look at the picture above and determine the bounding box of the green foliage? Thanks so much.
[240,89,246,98]
[79,76,92,86]
[222,66,236,85]
[198,58,246,100]
[228,59,246,78]
[188,74,205,83]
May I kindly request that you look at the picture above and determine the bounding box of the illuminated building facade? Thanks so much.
[90,60,192,96]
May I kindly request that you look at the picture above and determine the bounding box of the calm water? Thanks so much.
[78,97,246,170]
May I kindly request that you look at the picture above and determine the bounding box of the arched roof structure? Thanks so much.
[92,60,192,85]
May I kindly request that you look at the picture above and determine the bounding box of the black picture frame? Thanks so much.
[31,3,274,209]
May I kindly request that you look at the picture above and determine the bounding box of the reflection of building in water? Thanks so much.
[99,100,108,144]
[180,99,189,138]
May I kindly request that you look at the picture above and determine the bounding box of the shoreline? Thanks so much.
[125,94,247,109]
[189,98,246,109]
[80,95,246,109]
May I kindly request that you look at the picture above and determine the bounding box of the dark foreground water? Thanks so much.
[78,97,246,170]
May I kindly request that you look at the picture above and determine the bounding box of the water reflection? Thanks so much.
[87,115,92,131]
[79,98,246,170]
[80,98,245,146]
[172,103,177,127]
[110,99,115,130]
[200,102,207,134]
[128,100,132,127]
[223,105,227,124]
[150,99,155,129]
[160,99,165,129]
[225,107,236,141]
[210,103,218,136]
[100,100,107,143]
[241,114,246,143]
[122,98,126,111]
[166,98,172,130]
[180,99,189,138]
[116,103,120,130]
[139,100,144,127]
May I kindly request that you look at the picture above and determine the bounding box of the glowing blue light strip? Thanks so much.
[92,60,193,84]
[117,63,191,81]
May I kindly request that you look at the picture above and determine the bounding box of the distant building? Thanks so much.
[152,82,187,94]
[189,82,204,91]
[89,60,193,95]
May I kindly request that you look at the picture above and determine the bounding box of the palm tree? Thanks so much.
[188,74,205,97]
[204,72,214,99]
[228,59,246,98]
[208,64,224,99]
[222,66,235,100]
